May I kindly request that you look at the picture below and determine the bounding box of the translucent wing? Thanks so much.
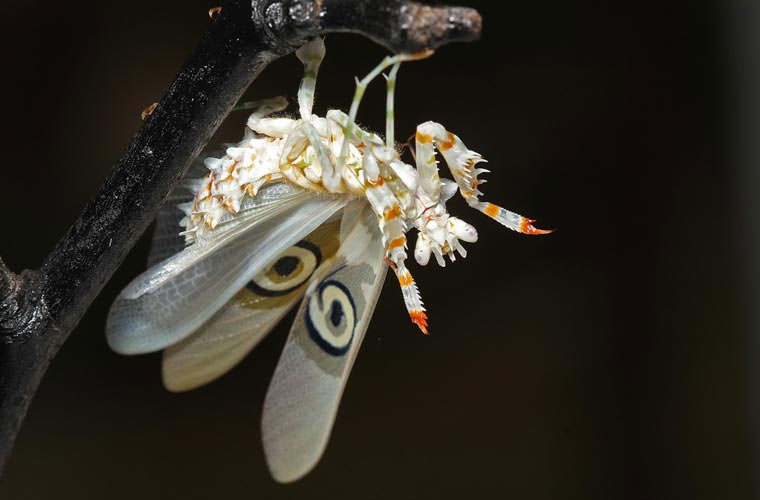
[123,182,312,300]
[261,203,387,483]
[147,155,209,267]
[106,194,347,355]
[161,218,342,392]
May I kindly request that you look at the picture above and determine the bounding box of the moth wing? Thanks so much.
[106,195,347,355]
[147,155,209,267]
[161,218,343,392]
[261,203,387,483]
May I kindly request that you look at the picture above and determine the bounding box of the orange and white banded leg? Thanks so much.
[384,203,427,334]
[415,121,552,235]
[366,178,428,334]
[393,262,427,334]
[386,228,428,334]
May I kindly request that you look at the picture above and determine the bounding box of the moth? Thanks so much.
[106,38,551,482]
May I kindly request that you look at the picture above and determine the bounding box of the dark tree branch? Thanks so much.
[0,0,480,474]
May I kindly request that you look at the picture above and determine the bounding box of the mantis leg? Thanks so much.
[295,38,326,121]
[415,121,552,235]
[385,61,402,148]
[337,50,433,171]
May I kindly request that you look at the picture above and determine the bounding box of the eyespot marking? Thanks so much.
[247,240,322,297]
[329,300,344,327]
[274,256,300,277]
[305,279,357,356]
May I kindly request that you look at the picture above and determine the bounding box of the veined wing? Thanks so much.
[261,203,387,483]
[147,155,209,267]
[106,195,348,355]
[161,217,342,392]
[123,182,311,300]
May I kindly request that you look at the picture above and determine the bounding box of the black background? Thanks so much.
[0,1,751,499]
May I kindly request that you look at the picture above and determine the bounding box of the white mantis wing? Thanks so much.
[122,182,313,300]
[146,156,209,267]
[161,217,343,392]
[261,202,387,483]
[106,194,348,355]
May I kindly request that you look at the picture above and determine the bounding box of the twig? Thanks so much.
[0,0,481,474]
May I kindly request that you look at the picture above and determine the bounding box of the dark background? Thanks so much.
[0,1,752,498]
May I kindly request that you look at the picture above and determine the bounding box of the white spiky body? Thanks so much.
[179,122,366,242]
[180,37,549,333]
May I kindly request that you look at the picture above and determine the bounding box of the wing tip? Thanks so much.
[261,393,333,484]
[105,326,147,356]
[267,461,318,484]
[105,311,175,356]
[264,437,327,483]
[160,368,197,393]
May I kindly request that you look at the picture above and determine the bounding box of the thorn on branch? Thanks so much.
[141,102,158,120]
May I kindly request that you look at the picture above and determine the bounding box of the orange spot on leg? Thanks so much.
[410,310,429,335]
[440,132,456,151]
[384,204,401,221]
[397,272,413,287]
[369,176,385,187]
[415,131,433,144]
[389,237,405,250]
[484,203,500,218]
